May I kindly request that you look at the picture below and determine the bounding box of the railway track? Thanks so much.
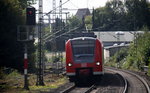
[96,71,127,93]
[61,84,96,93]
[106,67,150,93]
[60,71,126,93]
[53,67,149,93]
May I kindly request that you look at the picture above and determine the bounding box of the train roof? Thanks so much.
[69,37,97,41]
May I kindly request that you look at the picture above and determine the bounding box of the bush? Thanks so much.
[0,67,5,79]
[147,63,150,75]
[123,26,150,71]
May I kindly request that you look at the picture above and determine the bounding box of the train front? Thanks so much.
[66,37,103,81]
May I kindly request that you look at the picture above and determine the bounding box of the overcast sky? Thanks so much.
[33,0,109,15]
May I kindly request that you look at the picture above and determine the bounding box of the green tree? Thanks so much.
[0,0,36,71]
[93,0,150,31]
[67,16,82,29]
[85,15,92,31]
[124,26,150,70]
[125,0,150,30]
[93,0,126,31]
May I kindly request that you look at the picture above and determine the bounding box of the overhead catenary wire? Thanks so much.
[43,0,99,42]
[48,26,81,42]
[43,24,75,41]
[44,0,70,17]
[43,24,69,39]
[42,0,71,41]
[43,24,117,42]
[69,0,79,9]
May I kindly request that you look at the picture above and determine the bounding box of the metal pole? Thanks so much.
[24,44,29,90]
[115,32,120,68]
[36,0,44,86]
[38,21,45,85]
[59,0,62,30]
[117,34,120,68]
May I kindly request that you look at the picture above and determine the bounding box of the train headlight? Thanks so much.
[96,62,100,65]
[68,63,72,67]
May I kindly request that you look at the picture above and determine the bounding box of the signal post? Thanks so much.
[17,7,36,90]
[24,44,29,90]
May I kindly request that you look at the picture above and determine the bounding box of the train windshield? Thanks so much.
[71,39,95,63]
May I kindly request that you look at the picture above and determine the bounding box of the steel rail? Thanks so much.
[106,68,128,93]
[121,69,150,93]
[84,84,96,93]
[60,84,96,93]
[60,84,76,93]
[116,73,128,93]
[107,67,150,93]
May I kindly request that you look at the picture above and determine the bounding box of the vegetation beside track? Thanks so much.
[0,68,68,93]
[105,26,150,76]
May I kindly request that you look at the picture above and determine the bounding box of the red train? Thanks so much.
[65,37,104,82]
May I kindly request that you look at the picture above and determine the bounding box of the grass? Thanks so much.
[0,68,68,93]
[30,76,67,89]
[0,69,24,92]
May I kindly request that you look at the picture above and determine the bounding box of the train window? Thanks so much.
[71,40,95,63]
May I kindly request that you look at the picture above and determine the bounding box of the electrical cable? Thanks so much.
[44,0,70,17]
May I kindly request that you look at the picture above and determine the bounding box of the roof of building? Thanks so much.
[94,31,139,42]
[75,8,91,19]
[104,44,130,49]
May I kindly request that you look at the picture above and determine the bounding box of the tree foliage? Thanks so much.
[67,16,82,29]
[123,26,150,71]
[85,15,92,30]
[0,0,35,71]
[93,0,150,31]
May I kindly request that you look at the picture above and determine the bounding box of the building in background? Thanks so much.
[94,31,134,47]
[75,8,91,19]
[94,31,144,59]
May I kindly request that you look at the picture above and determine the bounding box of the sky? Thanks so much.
[33,0,109,15]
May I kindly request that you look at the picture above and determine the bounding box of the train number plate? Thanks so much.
[81,63,87,67]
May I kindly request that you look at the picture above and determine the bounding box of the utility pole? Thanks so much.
[115,31,124,68]
[59,0,62,30]
[53,0,56,24]
[36,0,44,86]
[52,0,57,73]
